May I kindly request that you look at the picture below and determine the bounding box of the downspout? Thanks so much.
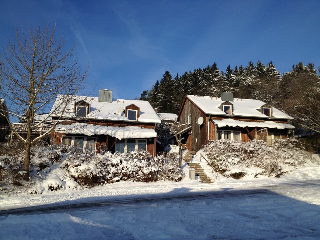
[207,115,210,141]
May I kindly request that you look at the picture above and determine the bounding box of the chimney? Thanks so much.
[221,92,233,102]
[98,89,112,103]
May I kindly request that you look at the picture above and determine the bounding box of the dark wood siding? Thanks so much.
[179,98,208,151]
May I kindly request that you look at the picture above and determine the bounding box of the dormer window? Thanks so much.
[263,107,272,117]
[128,109,137,121]
[75,100,90,117]
[223,105,232,114]
[126,104,140,121]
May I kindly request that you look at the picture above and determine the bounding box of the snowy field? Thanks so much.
[1,164,320,239]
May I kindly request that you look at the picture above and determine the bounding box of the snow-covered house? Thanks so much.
[178,93,295,151]
[50,90,161,156]
[157,113,178,124]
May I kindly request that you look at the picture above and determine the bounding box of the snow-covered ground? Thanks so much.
[0,166,320,239]
[1,143,320,239]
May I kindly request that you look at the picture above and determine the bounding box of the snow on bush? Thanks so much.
[198,139,315,178]
[61,151,183,186]
[0,143,183,193]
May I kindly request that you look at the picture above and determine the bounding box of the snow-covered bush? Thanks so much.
[61,151,183,186]
[200,139,313,178]
[0,142,25,189]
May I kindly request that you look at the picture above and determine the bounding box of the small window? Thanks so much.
[188,114,192,124]
[76,106,87,117]
[62,137,72,146]
[138,140,147,151]
[127,139,136,152]
[86,137,96,151]
[115,139,125,153]
[263,108,271,117]
[223,105,232,114]
[224,131,232,140]
[218,131,222,140]
[74,137,84,149]
[128,110,137,121]
[234,131,241,142]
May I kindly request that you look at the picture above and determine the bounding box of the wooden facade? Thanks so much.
[179,98,209,151]
[178,96,294,151]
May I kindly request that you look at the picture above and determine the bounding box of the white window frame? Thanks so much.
[127,109,138,121]
[115,139,147,153]
[61,135,96,152]
[217,130,241,141]
[188,114,191,124]
[223,105,232,115]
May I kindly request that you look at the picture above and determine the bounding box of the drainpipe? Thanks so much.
[207,115,210,141]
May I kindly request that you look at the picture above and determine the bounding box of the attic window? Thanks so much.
[223,105,232,114]
[128,109,137,121]
[263,107,271,117]
[76,106,88,117]
[75,100,90,117]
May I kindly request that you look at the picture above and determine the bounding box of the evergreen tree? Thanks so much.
[157,71,175,113]
[148,80,160,109]
[139,90,149,101]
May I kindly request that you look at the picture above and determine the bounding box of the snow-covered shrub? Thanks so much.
[0,142,25,189]
[61,151,183,187]
[200,139,313,178]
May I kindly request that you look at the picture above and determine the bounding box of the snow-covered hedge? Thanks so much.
[61,151,183,186]
[199,139,314,178]
[0,143,183,193]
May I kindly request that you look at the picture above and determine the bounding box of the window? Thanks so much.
[223,105,232,114]
[62,136,96,152]
[233,131,241,142]
[76,106,87,117]
[138,140,147,151]
[115,139,125,153]
[62,137,72,146]
[224,131,231,140]
[127,139,136,152]
[217,130,241,142]
[188,114,191,124]
[74,137,84,149]
[115,139,148,153]
[263,108,271,117]
[128,110,137,121]
[86,137,96,151]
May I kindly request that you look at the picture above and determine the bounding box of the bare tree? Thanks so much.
[171,122,191,167]
[0,25,86,180]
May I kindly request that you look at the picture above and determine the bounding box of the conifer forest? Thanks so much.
[140,61,320,137]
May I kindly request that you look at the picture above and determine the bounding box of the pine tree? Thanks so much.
[158,71,175,113]
[148,80,160,109]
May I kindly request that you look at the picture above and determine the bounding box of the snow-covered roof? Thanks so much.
[157,113,178,122]
[213,119,295,130]
[34,114,52,123]
[51,95,161,124]
[187,95,293,120]
[55,123,157,140]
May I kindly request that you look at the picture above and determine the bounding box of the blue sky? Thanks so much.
[1,0,319,100]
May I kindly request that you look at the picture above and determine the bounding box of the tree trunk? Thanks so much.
[24,124,32,181]
[179,142,182,168]
[24,140,31,180]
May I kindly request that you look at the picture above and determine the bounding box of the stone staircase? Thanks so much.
[184,151,213,183]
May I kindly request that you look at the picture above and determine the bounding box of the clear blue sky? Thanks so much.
[1,0,319,100]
